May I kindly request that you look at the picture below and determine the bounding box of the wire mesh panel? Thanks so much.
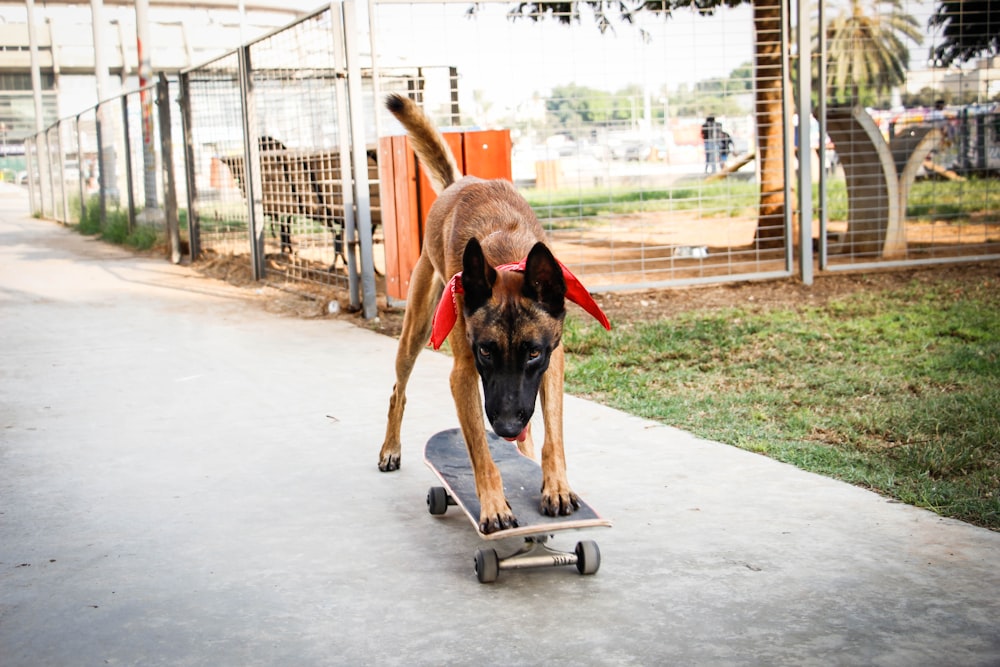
[58,117,82,225]
[30,134,51,219]
[372,1,793,289]
[24,136,40,217]
[44,125,62,222]
[92,99,129,231]
[240,8,365,288]
[818,0,999,269]
[122,85,164,220]
[182,51,250,257]
[166,85,190,251]
[31,118,84,225]
[75,108,101,225]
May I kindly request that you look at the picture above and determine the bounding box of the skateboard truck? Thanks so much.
[474,535,601,584]
[428,486,601,584]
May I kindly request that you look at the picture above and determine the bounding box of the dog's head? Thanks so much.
[461,238,566,441]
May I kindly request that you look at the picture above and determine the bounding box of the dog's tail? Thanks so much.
[385,94,462,194]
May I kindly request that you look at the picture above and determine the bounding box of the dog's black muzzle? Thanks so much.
[482,374,539,441]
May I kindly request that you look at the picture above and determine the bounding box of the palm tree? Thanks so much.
[822,0,923,105]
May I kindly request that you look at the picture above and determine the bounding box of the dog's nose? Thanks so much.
[490,417,525,440]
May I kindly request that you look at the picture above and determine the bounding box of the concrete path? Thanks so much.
[1,186,998,666]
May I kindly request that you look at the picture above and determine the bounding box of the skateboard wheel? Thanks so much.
[575,540,600,575]
[427,486,449,515]
[474,548,499,584]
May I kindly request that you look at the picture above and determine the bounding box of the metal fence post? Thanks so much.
[44,130,55,219]
[54,121,69,224]
[95,109,107,228]
[238,45,266,280]
[780,0,795,276]
[796,0,813,285]
[137,0,159,213]
[341,0,379,319]
[121,96,137,232]
[76,115,88,224]
[24,137,37,216]
[177,71,200,260]
[330,1,361,309]
[817,0,828,271]
[156,74,182,264]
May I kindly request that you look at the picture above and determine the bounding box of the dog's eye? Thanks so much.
[478,345,491,359]
[527,349,541,360]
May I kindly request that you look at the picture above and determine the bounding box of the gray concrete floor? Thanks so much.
[1,185,998,666]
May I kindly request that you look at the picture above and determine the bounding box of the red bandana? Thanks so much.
[429,258,611,349]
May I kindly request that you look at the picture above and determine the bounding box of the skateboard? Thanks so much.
[423,428,611,583]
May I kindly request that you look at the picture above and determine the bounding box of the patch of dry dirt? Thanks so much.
[192,250,1000,337]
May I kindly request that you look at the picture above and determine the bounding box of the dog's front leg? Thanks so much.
[378,256,441,471]
[450,345,517,534]
[538,345,580,516]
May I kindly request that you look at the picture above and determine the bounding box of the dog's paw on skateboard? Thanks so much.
[478,496,518,534]
[540,484,581,517]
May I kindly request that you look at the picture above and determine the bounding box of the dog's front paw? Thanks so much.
[378,443,401,472]
[478,497,518,534]
[540,483,580,517]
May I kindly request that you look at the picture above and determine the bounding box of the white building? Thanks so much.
[0,1,320,144]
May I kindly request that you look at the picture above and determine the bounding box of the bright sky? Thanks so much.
[7,0,939,122]
[370,0,938,112]
[371,1,758,102]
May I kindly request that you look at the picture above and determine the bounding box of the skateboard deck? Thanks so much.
[423,428,612,540]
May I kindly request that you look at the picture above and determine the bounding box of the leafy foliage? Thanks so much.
[928,0,1000,67]
[547,84,638,125]
[822,0,923,105]
[506,0,748,35]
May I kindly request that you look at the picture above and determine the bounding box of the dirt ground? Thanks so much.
[192,251,1000,338]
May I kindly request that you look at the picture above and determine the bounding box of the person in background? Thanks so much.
[701,116,723,174]
[719,130,735,165]
[928,99,946,128]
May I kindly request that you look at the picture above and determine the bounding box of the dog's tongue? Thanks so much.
[503,428,528,443]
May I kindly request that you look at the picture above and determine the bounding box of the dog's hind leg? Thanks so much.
[538,345,580,516]
[378,255,442,472]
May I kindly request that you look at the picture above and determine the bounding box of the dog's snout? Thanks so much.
[491,419,526,440]
[488,409,529,440]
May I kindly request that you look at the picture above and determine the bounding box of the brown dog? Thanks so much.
[377,94,609,534]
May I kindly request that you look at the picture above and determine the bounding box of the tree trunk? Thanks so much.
[752,0,787,250]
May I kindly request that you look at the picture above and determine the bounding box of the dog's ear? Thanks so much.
[462,238,496,315]
[523,242,566,316]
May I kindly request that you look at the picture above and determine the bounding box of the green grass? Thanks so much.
[73,195,162,251]
[908,177,1000,223]
[563,275,1000,530]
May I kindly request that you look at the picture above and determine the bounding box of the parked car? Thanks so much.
[612,141,649,161]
